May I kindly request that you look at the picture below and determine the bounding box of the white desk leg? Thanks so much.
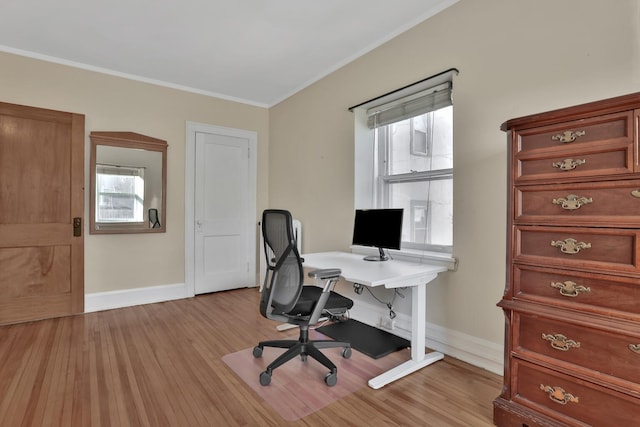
[368,282,443,389]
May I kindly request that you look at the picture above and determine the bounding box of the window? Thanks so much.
[376,107,453,251]
[353,69,456,253]
[95,164,145,223]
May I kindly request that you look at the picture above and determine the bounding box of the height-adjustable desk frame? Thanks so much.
[302,251,448,389]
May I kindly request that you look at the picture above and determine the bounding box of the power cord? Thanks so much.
[354,284,405,320]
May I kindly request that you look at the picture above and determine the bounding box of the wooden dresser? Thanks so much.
[494,92,640,426]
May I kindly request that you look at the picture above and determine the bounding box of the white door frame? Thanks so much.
[185,121,258,297]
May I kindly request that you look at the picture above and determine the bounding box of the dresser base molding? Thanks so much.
[494,398,574,427]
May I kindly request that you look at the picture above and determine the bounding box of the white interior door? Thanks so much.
[193,128,255,294]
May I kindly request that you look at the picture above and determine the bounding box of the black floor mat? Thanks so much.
[316,319,410,359]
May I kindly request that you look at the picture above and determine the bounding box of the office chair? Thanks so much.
[254,209,353,386]
[148,208,161,228]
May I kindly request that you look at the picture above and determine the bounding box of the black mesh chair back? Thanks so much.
[260,209,303,316]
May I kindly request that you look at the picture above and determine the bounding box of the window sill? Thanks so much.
[350,246,458,271]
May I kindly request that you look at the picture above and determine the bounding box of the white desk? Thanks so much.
[302,251,448,389]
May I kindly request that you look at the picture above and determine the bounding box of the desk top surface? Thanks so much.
[302,251,447,288]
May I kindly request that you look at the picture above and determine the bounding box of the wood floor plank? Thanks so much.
[0,288,501,426]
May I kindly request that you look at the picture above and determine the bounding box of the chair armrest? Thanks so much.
[307,268,343,324]
[308,268,341,280]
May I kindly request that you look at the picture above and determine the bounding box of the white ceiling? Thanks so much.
[0,0,457,107]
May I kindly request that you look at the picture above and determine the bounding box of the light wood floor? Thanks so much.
[0,288,502,426]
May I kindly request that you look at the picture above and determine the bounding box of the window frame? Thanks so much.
[351,69,457,256]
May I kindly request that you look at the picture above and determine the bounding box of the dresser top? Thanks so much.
[502,91,640,132]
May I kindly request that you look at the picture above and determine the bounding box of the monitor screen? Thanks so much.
[352,209,403,257]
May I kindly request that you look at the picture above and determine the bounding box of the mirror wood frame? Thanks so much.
[89,131,167,234]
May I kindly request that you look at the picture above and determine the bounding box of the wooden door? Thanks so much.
[0,102,84,324]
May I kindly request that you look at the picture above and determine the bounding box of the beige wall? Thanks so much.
[269,0,640,346]
[0,51,269,293]
[1,0,638,354]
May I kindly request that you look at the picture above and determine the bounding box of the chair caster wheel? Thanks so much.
[253,346,263,358]
[324,372,338,387]
[300,354,307,362]
[259,371,271,386]
[342,347,352,359]
[324,371,337,387]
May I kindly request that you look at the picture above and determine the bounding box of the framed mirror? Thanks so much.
[89,132,167,234]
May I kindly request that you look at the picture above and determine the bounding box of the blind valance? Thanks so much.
[349,68,458,129]
[366,82,452,128]
[97,164,144,177]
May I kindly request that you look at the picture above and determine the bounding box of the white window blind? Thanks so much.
[366,82,452,129]
[96,164,144,177]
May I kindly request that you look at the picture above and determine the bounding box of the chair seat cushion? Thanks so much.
[288,285,353,316]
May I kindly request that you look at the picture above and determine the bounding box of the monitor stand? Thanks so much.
[364,247,389,261]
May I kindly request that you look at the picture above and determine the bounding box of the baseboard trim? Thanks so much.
[349,300,504,375]
[85,283,189,313]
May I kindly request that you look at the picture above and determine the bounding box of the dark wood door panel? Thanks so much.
[0,115,71,224]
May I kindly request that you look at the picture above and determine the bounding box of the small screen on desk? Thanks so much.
[352,208,403,250]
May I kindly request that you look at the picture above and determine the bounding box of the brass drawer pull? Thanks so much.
[552,194,593,210]
[551,130,586,143]
[630,344,640,354]
[632,190,640,198]
[550,281,591,297]
[542,333,581,351]
[552,158,586,171]
[551,238,592,254]
[540,384,579,405]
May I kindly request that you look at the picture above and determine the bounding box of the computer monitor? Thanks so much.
[352,208,403,261]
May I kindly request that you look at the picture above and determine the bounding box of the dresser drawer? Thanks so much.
[515,111,633,155]
[515,313,640,385]
[516,143,634,182]
[512,360,640,426]
[515,226,640,274]
[514,265,640,319]
[515,179,640,226]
